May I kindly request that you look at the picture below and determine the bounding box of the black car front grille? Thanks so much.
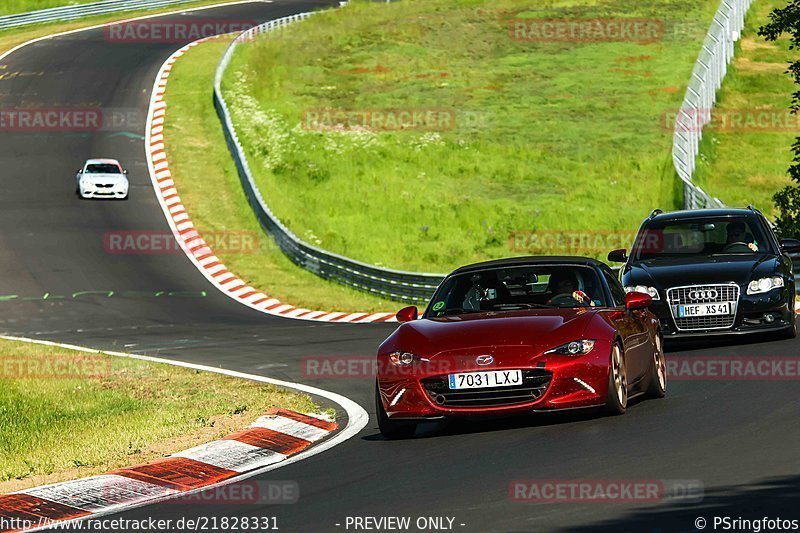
[421,370,551,408]
[666,284,739,331]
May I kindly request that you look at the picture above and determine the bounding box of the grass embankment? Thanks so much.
[0,0,252,54]
[0,338,318,492]
[163,37,394,312]
[0,1,99,17]
[693,0,794,218]
[222,0,719,272]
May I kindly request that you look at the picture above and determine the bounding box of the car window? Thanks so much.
[427,264,607,318]
[633,216,770,259]
[85,163,121,174]
[602,267,626,307]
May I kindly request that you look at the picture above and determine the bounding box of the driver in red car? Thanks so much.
[546,271,594,307]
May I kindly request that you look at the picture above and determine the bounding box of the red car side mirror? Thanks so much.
[395,306,418,323]
[625,292,652,311]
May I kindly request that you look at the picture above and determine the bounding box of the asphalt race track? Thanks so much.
[1,1,799,531]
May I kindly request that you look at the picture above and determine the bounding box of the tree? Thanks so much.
[760,1,800,237]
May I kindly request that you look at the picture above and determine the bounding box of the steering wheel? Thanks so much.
[547,293,581,307]
[722,241,753,253]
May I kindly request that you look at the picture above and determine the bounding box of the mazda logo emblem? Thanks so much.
[689,289,718,300]
[476,355,494,366]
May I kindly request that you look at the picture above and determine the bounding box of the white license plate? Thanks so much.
[678,302,735,317]
[448,370,522,390]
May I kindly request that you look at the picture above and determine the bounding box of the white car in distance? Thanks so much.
[76,158,129,200]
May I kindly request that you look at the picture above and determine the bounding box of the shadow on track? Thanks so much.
[361,402,653,441]
[564,474,800,533]
[665,331,797,354]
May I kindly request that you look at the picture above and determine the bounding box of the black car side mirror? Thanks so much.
[607,249,627,263]
[780,238,800,254]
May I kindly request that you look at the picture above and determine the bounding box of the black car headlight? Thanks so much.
[545,339,596,356]
[747,276,784,295]
[624,285,660,300]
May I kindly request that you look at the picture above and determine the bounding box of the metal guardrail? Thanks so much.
[0,0,199,31]
[672,0,754,210]
[213,12,446,304]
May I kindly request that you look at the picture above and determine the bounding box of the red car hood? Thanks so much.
[386,309,598,361]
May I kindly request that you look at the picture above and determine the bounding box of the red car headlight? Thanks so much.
[545,339,596,356]
[388,351,417,366]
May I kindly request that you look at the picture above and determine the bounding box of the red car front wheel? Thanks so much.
[604,343,627,415]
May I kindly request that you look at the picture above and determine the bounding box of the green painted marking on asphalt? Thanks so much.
[0,290,208,302]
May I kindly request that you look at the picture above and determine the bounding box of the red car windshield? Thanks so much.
[427,265,608,317]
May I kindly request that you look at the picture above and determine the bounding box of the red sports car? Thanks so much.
[375,257,667,439]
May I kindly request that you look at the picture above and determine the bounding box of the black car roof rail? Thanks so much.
[649,209,663,219]
[747,204,762,215]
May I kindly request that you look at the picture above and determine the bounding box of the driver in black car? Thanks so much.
[726,221,758,252]
[546,271,594,307]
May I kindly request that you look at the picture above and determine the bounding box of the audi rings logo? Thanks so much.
[689,289,718,300]
[476,355,494,366]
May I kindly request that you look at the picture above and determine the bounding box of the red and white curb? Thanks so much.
[145,39,397,324]
[0,335,370,533]
[0,409,335,532]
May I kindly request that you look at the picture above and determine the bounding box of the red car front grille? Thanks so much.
[421,370,551,408]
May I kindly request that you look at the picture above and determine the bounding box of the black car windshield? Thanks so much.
[85,163,121,174]
[427,264,608,318]
[633,216,770,260]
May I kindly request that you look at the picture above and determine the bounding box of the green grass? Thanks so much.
[0,1,98,17]
[163,38,396,312]
[692,0,794,219]
[222,0,719,272]
[0,338,318,489]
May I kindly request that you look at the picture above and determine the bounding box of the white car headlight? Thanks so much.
[624,285,660,300]
[747,276,784,295]
[545,339,596,356]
